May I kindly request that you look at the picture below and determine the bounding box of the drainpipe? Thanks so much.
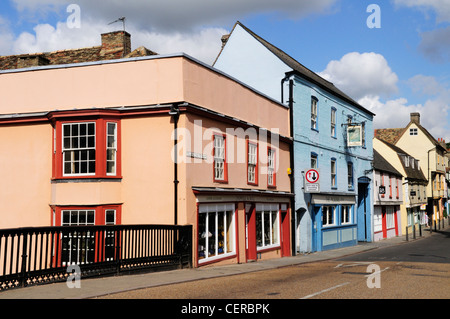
[169,104,180,225]
[282,74,296,256]
[427,147,435,230]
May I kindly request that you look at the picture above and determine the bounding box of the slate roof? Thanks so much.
[373,150,402,177]
[222,21,375,117]
[376,138,428,182]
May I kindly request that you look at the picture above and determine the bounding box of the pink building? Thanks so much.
[0,41,293,267]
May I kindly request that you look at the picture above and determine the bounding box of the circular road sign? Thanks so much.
[306,169,319,184]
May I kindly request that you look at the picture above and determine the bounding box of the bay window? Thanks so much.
[54,205,121,265]
[53,114,121,179]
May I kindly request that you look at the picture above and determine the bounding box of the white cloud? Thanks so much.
[393,0,450,23]
[5,17,228,65]
[418,26,450,63]
[12,0,339,31]
[360,75,450,140]
[4,1,338,64]
[319,52,399,101]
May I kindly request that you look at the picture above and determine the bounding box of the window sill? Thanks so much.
[52,177,122,184]
[198,252,236,266]
[214,179,228,184]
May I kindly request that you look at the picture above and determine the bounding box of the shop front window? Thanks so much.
[255,204,279,249]
[198,204,235,263]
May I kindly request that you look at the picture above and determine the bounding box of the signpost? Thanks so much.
[305,169,320,193]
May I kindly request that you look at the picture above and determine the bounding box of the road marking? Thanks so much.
[364,267,390,277]
[300,282,350,299]
[335,262,372,268]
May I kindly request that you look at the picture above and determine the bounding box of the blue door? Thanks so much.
[311,206,321,252]
[357,178,371,242]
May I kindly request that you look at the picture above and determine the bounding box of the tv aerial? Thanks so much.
[108,17,126,31]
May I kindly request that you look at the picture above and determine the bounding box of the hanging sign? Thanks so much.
[347,125,363,147]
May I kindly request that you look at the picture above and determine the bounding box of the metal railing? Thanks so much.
[0,224,192,291]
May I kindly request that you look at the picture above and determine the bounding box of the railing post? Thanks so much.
[116,229,122,275]
[19,232,28,287]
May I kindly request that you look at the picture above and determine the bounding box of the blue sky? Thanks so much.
[0,0,449,140]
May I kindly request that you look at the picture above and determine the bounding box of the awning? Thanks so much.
[311,193,356,205]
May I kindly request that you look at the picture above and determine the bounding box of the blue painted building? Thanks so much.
[214,22,375,253]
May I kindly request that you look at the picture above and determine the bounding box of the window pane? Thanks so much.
[218,211,224,255]
[226,211,233,254]
[272,212,279,245]
[62,122,96,175]
[256,212,262,247]
[208,212,216,257]
[198,213,207,260]
[106,210,116,224]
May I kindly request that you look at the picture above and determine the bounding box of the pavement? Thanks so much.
[0,225,443,299]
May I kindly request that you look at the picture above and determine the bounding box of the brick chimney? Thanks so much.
[410,112,420,124]
[100,31,131,58]
[221,34,230,48]
[17,55,50,68]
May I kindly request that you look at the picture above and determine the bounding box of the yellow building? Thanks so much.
[375,113,446,228]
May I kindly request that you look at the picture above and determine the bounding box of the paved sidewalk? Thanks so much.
[0,226,439,299]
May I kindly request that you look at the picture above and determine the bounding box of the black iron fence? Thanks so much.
[0,224,192,291]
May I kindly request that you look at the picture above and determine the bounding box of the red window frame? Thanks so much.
[52,113,121,180]
[380,172,385,198]
[389,175,393,199]
[213,133,228,183]
[247,140,258,186]
[267,147,276,188]
[52,205,122,266]
[396,178,400,199]
[53,205,122,226]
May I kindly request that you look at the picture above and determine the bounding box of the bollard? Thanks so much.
[413,224,416,240]
[406,227,409,241]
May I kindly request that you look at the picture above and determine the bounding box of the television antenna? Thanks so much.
[108,17,126,31]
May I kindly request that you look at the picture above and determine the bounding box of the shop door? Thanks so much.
[246,205,257,261]
[381,206,387,239]
[280,210,290,257]
[311,206,321,252]
[357,179,371,242]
